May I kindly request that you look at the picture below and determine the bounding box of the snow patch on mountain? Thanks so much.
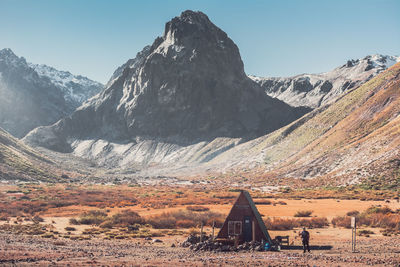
[29,63,103,107]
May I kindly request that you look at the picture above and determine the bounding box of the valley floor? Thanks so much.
[1,183,399,266]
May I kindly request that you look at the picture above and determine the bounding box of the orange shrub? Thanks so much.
[146,210,224,229]
[109,210,144,226]
[264,218,297,230]
[186,205,210,212]
[294,210,313,217]
[331,216,351,228]
[254,200,272,205]
[265,217,329,230]
[298,217,329,228]
[176,220,196,228]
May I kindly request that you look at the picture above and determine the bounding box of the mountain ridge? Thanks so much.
[250,54,400,109]
[0,48,103,138]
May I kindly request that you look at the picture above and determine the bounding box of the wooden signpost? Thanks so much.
[351,216,357,252]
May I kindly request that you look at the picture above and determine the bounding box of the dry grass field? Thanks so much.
[0,183,399,266]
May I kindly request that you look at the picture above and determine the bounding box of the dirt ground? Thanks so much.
[0,232,399,266]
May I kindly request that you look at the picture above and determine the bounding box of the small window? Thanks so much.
[228,221,242,236]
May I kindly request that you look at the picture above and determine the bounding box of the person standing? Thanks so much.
[300,227,310,253]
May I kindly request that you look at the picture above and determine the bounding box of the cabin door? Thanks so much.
[243,216,252,242]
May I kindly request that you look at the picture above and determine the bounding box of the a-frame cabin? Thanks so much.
[216,190,272,244]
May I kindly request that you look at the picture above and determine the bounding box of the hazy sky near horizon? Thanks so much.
[1,0,399,83]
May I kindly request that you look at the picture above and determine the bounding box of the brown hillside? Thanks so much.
[0,127,62,182]
[278,63,400,187]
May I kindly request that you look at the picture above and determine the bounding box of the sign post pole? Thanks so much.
[351,216,356,252]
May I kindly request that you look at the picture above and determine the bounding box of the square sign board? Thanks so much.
[351,216,356,228]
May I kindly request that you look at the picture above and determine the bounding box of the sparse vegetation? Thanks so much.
[264,217,329,230]
[294,210,313,217]
[78,210,108,225]
[186,205,210,212]
[332,205,400,230]
[358,229,375,237]
[146,210,224,229]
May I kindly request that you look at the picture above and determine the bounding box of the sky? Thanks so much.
[1,0,399,84]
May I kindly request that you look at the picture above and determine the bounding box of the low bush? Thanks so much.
[41,233,54,238]
[0,223,47,235]
[358,229,374,236]
[298,217,329,228]
[265,218,296,230]
[64,226,76,231]
[146,210,224,229]
[346,210,360,217]
[32,215,44,223]
[78,210,108,225]
[264,217,329,230]
[186,206,210,212]
[365,206,393,215]
[294,210,313,217]
[331,216,351,228]
[254,200,272,205]
[332,205,400,230]
[69,218,79,225]
[109,210,144,227]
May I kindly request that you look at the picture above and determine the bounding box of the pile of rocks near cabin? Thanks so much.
[181,235,265,252]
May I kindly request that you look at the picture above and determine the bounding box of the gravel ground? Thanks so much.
[0,233,399,266]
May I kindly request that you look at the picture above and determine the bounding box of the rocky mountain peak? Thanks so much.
[0,48,27,68]
[163,10,222,44]
[0,48,17,58]
[24,10,309,160]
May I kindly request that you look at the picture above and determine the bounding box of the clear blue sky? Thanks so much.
[1,0,399,83]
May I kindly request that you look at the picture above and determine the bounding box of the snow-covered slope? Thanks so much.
[29,63,103,109]
[251,55,400,108]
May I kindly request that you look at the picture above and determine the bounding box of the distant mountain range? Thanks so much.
[250,54,400,108]
[0,48,103,138]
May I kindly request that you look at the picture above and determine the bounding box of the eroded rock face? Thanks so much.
[25,10,309,158]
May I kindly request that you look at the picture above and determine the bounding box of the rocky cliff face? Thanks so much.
[0,48,103,138]
[250,55,400,108]
[24,10,309,166]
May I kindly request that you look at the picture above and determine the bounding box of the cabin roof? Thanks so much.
[241,190,272,243]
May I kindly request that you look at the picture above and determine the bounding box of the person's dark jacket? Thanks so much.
[300,230,310,242]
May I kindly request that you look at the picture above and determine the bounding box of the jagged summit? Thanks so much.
[163,10,228,46]
[0,48,27,66]
[341,54,400,72]
[0,48,16,57]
